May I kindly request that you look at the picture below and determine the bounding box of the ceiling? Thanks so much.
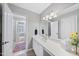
[13,3,51,14]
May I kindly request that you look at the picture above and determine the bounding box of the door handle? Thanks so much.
[2,41,9,45]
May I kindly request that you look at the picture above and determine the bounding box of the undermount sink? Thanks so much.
[46,38,71,51]
[41,38,47,43]
[41,36,48,42]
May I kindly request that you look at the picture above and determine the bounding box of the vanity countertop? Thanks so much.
[33,35,76,56]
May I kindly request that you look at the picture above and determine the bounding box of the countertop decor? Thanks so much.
[70,32,79,55]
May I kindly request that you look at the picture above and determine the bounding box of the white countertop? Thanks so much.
[33,35,75,56]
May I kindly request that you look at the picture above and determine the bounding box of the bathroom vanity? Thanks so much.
[33,35,75,56]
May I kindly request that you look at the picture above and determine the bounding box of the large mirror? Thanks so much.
[39,18,59,41]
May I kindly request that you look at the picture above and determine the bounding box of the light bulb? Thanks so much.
[49,16,52,19]
[50,12,54,16]
[46,15,49,19]
[43,17,45,20]
[53,14,57,18]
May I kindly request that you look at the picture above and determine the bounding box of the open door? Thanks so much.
[2,4,14,56]
[2,4,27,56]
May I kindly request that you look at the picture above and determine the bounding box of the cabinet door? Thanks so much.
[33,39,38,55]
[33,39,35,51]
[37,43,43,56]
[3,13,14,56]
[33,39,36,53]
[33,39,43,56]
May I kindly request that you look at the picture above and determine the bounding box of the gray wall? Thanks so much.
[8,4,40,49]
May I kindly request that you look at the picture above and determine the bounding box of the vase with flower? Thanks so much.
[70,32,79,55]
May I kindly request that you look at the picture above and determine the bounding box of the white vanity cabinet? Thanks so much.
[33,36,74,56]
[33,39,43,56]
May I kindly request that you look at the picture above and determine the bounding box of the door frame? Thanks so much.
[13,14,27,55]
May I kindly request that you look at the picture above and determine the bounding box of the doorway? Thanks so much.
[0,4,2,56]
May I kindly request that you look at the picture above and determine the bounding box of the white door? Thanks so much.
[2,4,14,56]
[2,13,14,56]
[3,13,27,56]
[51,21,58,39]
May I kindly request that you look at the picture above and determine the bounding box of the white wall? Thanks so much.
[58,9,79,39]
[60,15,77,39]
[8,4,40,49]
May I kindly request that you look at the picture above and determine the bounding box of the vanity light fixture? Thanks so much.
[42,10,57,21]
